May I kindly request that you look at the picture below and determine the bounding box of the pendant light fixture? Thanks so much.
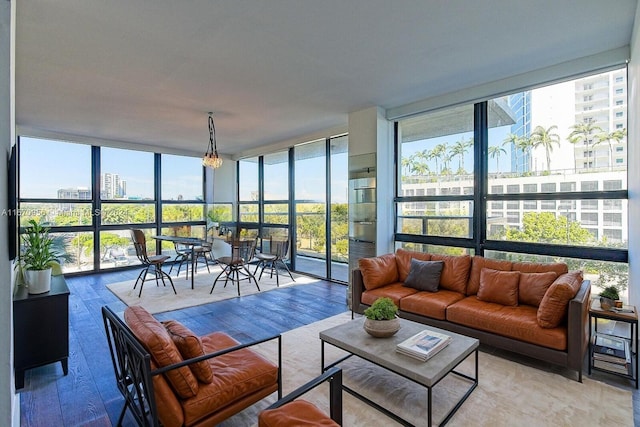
[202,112,223,169]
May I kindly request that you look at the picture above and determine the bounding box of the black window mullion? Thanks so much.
[155,153,162,254]
[92,146,101,269]
[474,102,488,256]
[325,137,331,279]
[288,147,296,270]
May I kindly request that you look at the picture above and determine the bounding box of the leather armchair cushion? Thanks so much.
[477,268,520,306]
[358,254,399,290]
[518,271,558,307]
[395,248,432,282]
[124,306,199,399]
[537,271,583,328]
[430,254,471,294]
[180,332,279,426]
[259,400,339,427]
[163,320,214,384]
[467,256,513,296]
[361,282,417,307]
[404,259,443,292]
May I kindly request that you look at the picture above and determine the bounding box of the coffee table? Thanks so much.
[320,317,478,427]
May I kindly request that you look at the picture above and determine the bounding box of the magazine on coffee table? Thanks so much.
[396,329,452,361]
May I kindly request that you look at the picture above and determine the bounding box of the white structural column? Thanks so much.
[0,1,18,426]
[627,2,640,313]
[348,106,393,256]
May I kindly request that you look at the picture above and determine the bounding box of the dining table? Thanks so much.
[152,235,211,290]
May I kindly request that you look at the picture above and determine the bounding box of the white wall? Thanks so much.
[348,106,393,255]
[627,3,640,311]
[0,1,18,425]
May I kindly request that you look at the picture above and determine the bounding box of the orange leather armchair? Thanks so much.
[102,305,281,426]
[259,366,342,426]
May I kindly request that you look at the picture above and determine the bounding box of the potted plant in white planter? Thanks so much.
[363,297,401,337]
[19,219,59,294]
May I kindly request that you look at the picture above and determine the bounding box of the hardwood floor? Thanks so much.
[18,268,349,427]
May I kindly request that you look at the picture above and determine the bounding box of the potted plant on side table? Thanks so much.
[363,297,401,337]
[599,285,620,311]
[18,219,59,295]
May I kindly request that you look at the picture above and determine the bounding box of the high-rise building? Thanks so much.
[572,69,627,171]
[101,172,127,199]
[57,187,91,210]
[507,92,532,174]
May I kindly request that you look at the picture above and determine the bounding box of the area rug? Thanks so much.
[106,265,312,314]
[222,313,633,426]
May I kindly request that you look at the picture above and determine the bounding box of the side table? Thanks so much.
[13,275,70,389]
[588,299,638,388]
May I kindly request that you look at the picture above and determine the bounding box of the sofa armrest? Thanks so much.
[352,269,366,314]
[566,279,591,378]
[264,366,342,424]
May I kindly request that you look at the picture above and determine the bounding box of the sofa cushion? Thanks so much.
[183,332,279,427]
[518,271,558,307]
[395,248,432,282]
[163,320,214,384]
[359,254,399,290]
[361,282,417,307]
[403,259,443,292]
[477,268,520,306]
[537,271,583,328]
[124,306,199,399]
[430,254,472,294]
[512,261,568,276]
[446,297,567,350]
[467,256,513,296]
[399,289,466,320]
[259,400,339,427]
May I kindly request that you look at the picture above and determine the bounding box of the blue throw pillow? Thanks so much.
[404,259,444,292]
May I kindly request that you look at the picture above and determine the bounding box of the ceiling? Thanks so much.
[15,1,638,158]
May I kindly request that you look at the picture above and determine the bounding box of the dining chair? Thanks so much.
[210,237,259,296]
[130,229,176,297]
[253,237,295,286]
[168,241,191,277]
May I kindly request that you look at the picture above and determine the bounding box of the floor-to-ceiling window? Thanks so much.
[235,134,349,282]
[329,135,349,281]
[17,137,206,274]
[294,139,327,276]
[395,68,629,299]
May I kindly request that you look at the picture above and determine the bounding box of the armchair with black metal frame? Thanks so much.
[259,366,343,426]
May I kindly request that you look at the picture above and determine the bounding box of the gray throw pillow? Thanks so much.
[404,259,444,292]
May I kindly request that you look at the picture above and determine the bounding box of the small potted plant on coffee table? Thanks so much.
[599,286,620,311]
[363,297,401,337]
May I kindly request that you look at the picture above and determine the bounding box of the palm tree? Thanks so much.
[568,121,603,171]
[429,143,447,175]
[451,137,473,174]
[488,145,506,173]
[530,125,560,172]
[595,128,627,170]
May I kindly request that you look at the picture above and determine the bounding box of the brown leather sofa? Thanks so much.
[352,249,591,381]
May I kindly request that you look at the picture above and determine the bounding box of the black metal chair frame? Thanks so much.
[130,229,176,297]
[263,366,343,425]
[211,237,260,296]
[102,306,283,427]
[253,237,295,286]
[167,241,191,277]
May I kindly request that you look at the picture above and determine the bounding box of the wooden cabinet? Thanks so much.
[13,275,69,389]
